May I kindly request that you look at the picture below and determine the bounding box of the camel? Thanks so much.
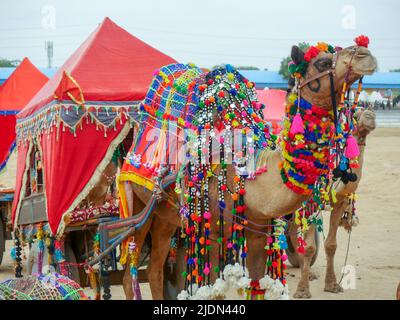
[121,43,377,299]
[292,107,376,299]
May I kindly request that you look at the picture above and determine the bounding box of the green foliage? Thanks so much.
[279,42,311,80]
[390,68,400,72]
[0,58,20,67]
[279,56,292,80]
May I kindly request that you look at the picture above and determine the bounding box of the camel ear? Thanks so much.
[355,108,363,120]
[291,46,305,65]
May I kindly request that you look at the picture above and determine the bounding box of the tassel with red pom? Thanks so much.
[345,135,360,159]
[290,112,305,135]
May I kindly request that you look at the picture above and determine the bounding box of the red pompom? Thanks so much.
[304,46,320,62]
[354,35,369,48]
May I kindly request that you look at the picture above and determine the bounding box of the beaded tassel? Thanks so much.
[129,241,142,300]
[37,223,45,274]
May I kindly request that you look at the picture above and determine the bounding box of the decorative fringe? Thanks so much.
[129,241,142,300]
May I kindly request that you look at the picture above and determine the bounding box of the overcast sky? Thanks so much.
[0,0,399,71]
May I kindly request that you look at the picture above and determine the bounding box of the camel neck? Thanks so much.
[280,95,335,195]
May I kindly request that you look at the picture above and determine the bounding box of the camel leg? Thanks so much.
[288,221,318,280]
[124,182,134,216]
[324,199,346,293]
[293,225,316,299]
[246,230,268,281]
[147,213,178,300]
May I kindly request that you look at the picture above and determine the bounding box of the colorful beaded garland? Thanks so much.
[280,94,336,195]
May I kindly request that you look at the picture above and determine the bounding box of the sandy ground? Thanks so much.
[1,127,399,300]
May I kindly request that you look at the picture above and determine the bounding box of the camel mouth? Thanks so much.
[352,56,378,76]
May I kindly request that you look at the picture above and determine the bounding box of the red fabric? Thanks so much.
[0,116,16,168]
[0,58,48,111]
[54,71,83,103]
[0,58,48,172]
[18,17,177,119]
[11,141,30,225]
[257,89,286,123]
[40,120,128,234]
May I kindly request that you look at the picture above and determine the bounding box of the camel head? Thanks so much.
[355,108,376,138]
[289,39,377,110]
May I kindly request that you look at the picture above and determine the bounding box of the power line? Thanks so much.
[1,22,400,43]
[0,23,95,31]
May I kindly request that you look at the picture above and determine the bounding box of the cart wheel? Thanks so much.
[286,224,320,268]
[163,241,185,300]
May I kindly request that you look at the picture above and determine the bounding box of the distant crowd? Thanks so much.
[359,101,398,110]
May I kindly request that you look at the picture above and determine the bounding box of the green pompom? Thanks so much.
[288,64,297,75]
[296,61,308,75]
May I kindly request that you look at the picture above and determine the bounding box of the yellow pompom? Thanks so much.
[288,93,297,104]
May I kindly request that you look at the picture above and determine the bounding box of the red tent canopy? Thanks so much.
[18,17,176,119]
[256,89,286,134]
[256,89,286,123]
[0,58,48,173]
[13,17,176,235]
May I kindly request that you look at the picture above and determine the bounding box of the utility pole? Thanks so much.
[45,41,53,68]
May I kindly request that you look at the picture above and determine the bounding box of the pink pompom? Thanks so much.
[344,135,360,159]
[203,267,210,275]
[204,211,211,220]
[290,113,305,135]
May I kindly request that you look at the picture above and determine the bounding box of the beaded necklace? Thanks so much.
[280,94,336,195]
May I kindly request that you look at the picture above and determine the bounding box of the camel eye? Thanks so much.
[314,58,332,71]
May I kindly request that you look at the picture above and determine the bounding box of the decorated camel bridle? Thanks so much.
[288,36,370,185]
